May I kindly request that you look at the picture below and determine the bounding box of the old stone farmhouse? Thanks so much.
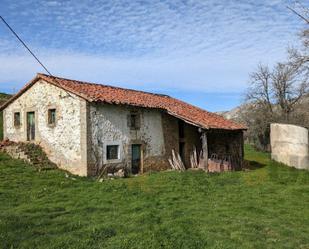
[1,74,246,176]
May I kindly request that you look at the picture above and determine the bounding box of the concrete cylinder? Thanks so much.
[270,123,308,170]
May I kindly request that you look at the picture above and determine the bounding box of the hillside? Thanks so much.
[0,93,12,140]
[216,105,246,121]
[0,92,11,105]
[0,145,308,248]
[217,95,309,126]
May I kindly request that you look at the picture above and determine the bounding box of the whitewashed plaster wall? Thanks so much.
[3,80,88,175]
[89,103,165,170]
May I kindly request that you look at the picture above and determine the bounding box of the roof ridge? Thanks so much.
[40,74,228,120]
[38,73,171,98]
[38,73,246,130]
[1,73,246,130]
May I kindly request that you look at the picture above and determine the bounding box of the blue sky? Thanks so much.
[0,0,305,111]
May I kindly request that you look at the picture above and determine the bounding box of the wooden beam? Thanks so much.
[201,132,208,171]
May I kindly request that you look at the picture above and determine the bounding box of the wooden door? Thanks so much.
[27,112,35,141]
[131,144,141,174]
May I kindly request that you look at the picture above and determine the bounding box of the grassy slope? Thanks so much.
[0,145,308,249]
[0,93,12,140]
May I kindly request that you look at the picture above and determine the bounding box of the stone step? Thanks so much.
[2,143,57,171]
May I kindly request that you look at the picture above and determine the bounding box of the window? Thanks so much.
[14,112,21,127]
[131,114,137,128]
[128,113,140,130]
[48,109,56,125]
[106,145,119,160]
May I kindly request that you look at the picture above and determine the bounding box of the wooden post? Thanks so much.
[201,132,208,171]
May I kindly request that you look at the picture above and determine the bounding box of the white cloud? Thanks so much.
[0,0,306,104]
[0,48,283,94]
[0,0,303,56]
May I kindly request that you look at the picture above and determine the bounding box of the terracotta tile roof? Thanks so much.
[1,73,246,130]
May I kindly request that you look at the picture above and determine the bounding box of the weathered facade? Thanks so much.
[3,80,88,175]
[1,74,246,176]
[88,104,168,175]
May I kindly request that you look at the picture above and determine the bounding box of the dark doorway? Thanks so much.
[178,120,185,164]
[27,112,35,141]
[178,120,185,139]
[131,144,141,174]
[179,142,185,162]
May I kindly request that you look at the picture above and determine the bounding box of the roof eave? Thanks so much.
[39,75,95,102]
[0,74,95,111]
[0,74,248,131]
[0,74,40,111]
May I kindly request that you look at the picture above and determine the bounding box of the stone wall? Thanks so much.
[159,112,179,170]
[143,113,203,171]
[3,80,88,175]
[3,80,245,176]
[270,123,309,170]
[87,105,209,174]
[183,122,202,167]
[88,103,167,174]
[89,106,233,174]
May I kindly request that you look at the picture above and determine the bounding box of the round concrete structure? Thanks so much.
[270,123,308,170]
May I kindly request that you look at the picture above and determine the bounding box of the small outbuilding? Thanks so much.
[1,74,246,176]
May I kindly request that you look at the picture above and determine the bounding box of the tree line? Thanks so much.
[241,3,309,151]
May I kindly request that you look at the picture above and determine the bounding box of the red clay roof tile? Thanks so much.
[1,73,246,130]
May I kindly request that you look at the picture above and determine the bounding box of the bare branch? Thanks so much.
[287,5,309,24]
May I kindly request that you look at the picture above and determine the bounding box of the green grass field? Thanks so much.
[0,145,308,249]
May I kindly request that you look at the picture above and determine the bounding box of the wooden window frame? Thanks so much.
[104,141,122,163]
[13,112,21,128]
[47,108,56,127]
[128,112,140,130]
[106,145,120,160]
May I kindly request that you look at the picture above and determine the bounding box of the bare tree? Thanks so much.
[246,64,273,113]
[240,2,309,151]
[288,29,309,78]
[244,64,276,151]
[246,62,308,121]
[271,62,308,121]
[287,1,309,24]
[239,103,275,151]
[287,2,309,75]
[243,62,308,150]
